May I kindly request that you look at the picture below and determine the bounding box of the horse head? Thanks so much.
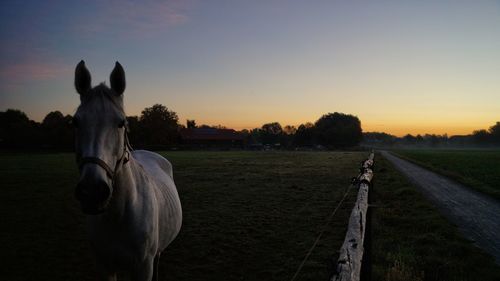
[73,60,129,215]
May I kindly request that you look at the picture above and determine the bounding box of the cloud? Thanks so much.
[0,62,70,82]
[0,0,196,86]
[0,34,69,84]
[75,0,193,37]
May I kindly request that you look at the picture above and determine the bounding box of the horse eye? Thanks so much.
[118,119,126,128]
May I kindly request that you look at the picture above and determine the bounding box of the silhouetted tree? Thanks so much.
[489,122,500,144]
[314,113,362,147]
[187,119,196,129]
[281,125,297,147]
[41,111,73,149]
[126,116,141,146]
[401,134,416,145]
[239,129,250,144]
[140,104,179,146]
[261,122,283,145]
[283,125,297,135]
[245,128,262,145]
[362,132,397,146]
[472,129,491,144]
[449,135,472,146]
[416,134,424,144]
[424,134,448,147]
[294,123,314,146]
[0,109,38,148]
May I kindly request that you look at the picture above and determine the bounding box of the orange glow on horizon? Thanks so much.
[116,102,499,138]
[19,98,497,139]
[175,118,495,137]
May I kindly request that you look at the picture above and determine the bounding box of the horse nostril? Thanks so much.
[96,181,111,202]
[75,180,112,204]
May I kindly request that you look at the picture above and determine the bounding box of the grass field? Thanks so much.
[393,150,500,200]
[0,151,366,281]
[371,154,500,281]
[3,150,499,281]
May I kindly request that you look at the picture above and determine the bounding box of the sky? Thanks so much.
[1,0,499,136]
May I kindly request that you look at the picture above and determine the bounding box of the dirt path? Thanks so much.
[381,151,500,264]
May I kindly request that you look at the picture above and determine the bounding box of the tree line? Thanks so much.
[0,104,363,150]
[363,122,500,147]
[3,103,499,150]
[0,104,180,149]
[241,112,363,148]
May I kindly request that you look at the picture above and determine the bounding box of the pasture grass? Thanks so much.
[371,154,500,281]
[159,151,366,281]
[393,149,500,200]
[0,151,367,281]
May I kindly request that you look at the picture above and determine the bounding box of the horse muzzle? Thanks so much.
[75,178,113,215]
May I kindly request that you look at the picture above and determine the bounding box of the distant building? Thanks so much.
[179,128,244,148]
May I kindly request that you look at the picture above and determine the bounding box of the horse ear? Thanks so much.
[110,61,126,96]
[75,60,92,95]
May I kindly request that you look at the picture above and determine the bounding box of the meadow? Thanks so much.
[393,149,500,200]
[2,150,499,281]
[0,151,366,281]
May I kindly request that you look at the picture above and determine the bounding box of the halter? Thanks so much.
[76,128,132,183]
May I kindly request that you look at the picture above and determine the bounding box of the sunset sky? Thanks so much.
[1,0,499,136]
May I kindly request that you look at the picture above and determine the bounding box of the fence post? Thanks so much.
[331,152,374,281]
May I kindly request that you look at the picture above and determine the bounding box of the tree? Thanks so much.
[126,116,141,146]
[362,132,397,146]
[186,119,197,129]
[402,134,417,145]
[283,125,297,135]
[213,124,227,129]
[416,134,424,144]
[489,122,500,144]
[0,109,38,148]
[41,111,73,148]
[282,125,297,147]
[294,123,314,146]
[472,129,491,144]
[314,113,362,147]
[260,122,283,145]
[246,128,262,145]
[140,104,179,146]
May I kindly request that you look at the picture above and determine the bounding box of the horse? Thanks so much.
[73,60,182,281]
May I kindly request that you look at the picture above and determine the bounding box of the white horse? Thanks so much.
[73,61,182,281]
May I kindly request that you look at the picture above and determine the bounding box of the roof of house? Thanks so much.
[179,128,244,141]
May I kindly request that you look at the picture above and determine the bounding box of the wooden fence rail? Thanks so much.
[331,152,374,281]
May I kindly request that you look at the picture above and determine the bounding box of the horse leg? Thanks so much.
[152,253,161,281]
[131,257,154,281]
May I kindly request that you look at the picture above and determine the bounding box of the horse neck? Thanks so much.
[103,156,142,221]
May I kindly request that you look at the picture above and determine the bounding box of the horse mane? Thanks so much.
[79,83,125,116]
